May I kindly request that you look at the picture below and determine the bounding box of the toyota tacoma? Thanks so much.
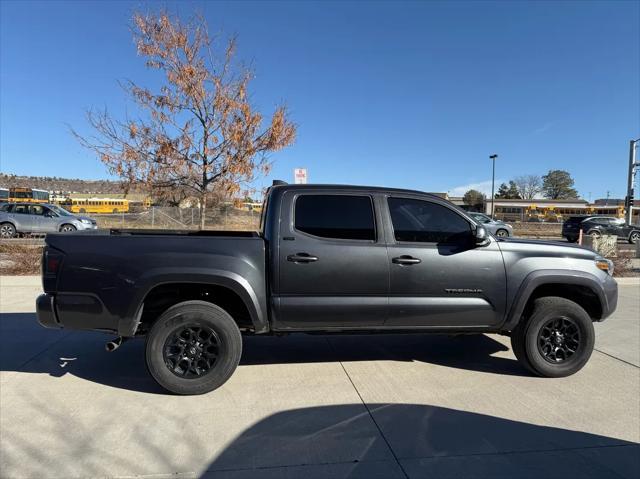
[36,182,618,394]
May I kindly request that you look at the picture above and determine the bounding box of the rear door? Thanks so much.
[275,191,389,329]
[10,204,35,232]
[383,196,507,328]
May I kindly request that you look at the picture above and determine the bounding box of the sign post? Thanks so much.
[294,168,308,184]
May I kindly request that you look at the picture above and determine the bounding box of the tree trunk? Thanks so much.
[199,193,207,230]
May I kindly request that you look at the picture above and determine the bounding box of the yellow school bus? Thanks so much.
[8,187,49,203]
[66,198,130,214]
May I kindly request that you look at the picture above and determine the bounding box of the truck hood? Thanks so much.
[495,237,598,260]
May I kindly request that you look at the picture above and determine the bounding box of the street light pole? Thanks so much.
[626,139,639,224]
[489,154,498,218]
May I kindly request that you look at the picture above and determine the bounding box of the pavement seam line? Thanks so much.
[201,457,400,475]
[594,348,639,369]
[395,442,638,461]
[324,337,410,479]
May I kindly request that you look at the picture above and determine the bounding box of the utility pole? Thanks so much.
[490,154,498,218]
[605,191,610,206]
[626,139,640,224]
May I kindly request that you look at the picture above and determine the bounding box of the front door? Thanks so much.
[28,204,48,232]
[384,196,506,328]
[275,192,389,329]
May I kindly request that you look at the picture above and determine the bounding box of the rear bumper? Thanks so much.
[36,294,61,329]
[36,292,118,332]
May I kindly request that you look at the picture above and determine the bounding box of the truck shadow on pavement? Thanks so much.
[3,312,524,394]
[199,403,639,479]
[2,397,638,478]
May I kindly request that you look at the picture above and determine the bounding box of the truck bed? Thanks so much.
[42,230,268,335]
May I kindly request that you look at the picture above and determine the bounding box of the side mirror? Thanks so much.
[475,225,490,246]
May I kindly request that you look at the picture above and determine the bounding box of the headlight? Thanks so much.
[80,219,91,224]
[595,257,614,276]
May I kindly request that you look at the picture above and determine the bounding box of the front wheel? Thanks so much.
[511,297,594,377]
[495,229,509,238]
[59,224,77,233]
[145,300,242,395]
[587,229,601,239]
[629,231,640,244]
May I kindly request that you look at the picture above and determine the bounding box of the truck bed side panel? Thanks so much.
[45,233,267,335]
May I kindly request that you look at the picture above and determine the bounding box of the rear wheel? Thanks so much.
[511,297,594,377]
[59,224,76,233]
[145,300,242,395]
[0,223,16,238]
[566,237,578,243]
[629,231,640,244]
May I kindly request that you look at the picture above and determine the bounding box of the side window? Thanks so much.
[14,205,28,214]
[294,194,375,240]
[388,197,472,243]
[30,205,45,216]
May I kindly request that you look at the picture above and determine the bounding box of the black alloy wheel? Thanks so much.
[163,324,220,378]
[537,317,580,363]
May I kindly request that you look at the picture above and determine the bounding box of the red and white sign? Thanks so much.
[294,168,308,184]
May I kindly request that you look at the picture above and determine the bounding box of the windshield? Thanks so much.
[48,205,74,216]
[470,213,491,224]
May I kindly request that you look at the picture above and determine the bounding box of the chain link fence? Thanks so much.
[94,206,261,231]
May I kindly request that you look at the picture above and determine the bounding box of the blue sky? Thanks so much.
[1,0,638,199]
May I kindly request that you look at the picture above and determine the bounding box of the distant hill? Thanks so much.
[0,173,141,194]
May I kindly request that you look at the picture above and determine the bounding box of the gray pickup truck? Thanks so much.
[36,182,618,395]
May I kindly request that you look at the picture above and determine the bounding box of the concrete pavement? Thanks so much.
[0,276,638,479]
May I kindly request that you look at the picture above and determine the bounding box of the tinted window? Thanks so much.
[295,195,375,240]
[388,197,472,243]
[13,205,29,214]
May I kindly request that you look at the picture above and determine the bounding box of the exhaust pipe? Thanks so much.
[105,336,127,352]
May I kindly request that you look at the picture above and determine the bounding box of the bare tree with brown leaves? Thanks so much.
[73,11,296,229]
[514,174,543,200]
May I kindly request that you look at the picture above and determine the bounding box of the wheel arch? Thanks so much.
[118,270,268,336]
[503,270,608,331]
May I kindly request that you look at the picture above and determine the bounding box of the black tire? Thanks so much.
[495,229,509,238]
[145,300,242,395]
[511,297,594,378]
[587,229,601,238]
[629,231,640,244]
[0,222,16,238]
[59,224,77,233]
[566,237,578,243]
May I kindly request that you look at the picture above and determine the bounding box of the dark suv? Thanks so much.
[563,216,640,244]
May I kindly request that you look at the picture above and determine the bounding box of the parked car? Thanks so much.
[0,203,97,238]
[36,182,618,395]
[468,212,513,237]
[563,215,640,244]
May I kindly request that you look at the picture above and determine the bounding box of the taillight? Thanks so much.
[43,248,63,276]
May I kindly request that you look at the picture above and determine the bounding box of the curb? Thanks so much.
[614,277,640,285]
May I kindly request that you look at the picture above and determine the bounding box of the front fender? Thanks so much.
[502,269,617,331]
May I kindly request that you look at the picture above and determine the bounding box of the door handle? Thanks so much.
[287,253,319,263]
[392,255,421,265]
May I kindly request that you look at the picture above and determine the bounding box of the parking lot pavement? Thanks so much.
[1,277,638,479]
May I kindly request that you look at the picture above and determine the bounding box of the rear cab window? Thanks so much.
[294,194,376,241]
